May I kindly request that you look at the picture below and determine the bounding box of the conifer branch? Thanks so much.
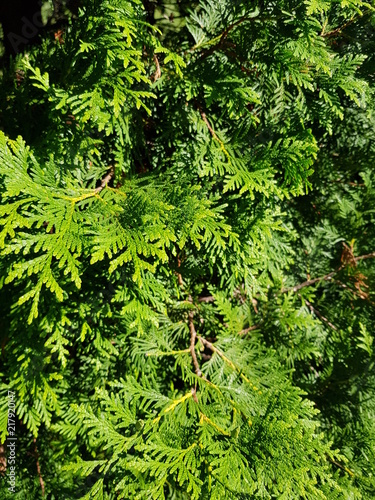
[281,267,343,293]
[199,109,219,141]
[238,324,261,336]
[356,251,375,262]
[321,17,356,38]
[176,254,184,288]
[33,438,45,497]
[152,54,161,81]
[197,296,261,335]
[188,299,203,378]
[198,336,259,391]
[95,166,114,193]
[334,279,375,305]
[199,412,230,436]
[282,251,375,293]
[320,9,372,38]
[0,1,373,496]
[302,296,338,331]
[146,348,190,357]
[220,16,254,39]
[199,108,232,162]
[191,13,269,54]
[199,110,219,142]
[198,296,215,303]
[163,392,194,414]
[328,456,355,477]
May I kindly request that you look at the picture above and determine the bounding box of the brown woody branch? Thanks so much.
[152,54,161,82]
[281,267,342,293]
[321,10,371,38]
[95,166,114,193]
[238,323,262,336]
[330,179,365,187]
[187,298,204,403]
[193,13,269,59]
[188,298,202,378]
[356,251,375,262]
[302,296,337,331]
[198,336,218,356]
[281,251,375,294]
[33,438,45,497]
[321,19,355,38]
[219,15,254,43]
[334,279,375,306]
[199,109,219,142]
[176,255,184,288]
[198,296,215,303]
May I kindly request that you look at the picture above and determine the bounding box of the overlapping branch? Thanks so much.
[95,166,114,193]
[188,296,203,382]
[33,438,45,497]
[281,251,375,294]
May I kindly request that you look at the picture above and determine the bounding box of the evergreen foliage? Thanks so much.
[0,0,374,497]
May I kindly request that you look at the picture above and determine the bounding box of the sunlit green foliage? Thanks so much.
[0,0,374,498]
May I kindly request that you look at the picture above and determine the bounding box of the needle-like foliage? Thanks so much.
[0,0,374,498]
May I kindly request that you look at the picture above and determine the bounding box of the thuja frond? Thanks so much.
[0,0,374,497]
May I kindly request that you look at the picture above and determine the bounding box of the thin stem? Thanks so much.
[321,9,372,38]
[95,166,114,193]
[176,255,184,288]
[146,348,190,357]
[199,108,232,163]
[152,54,161,82]
[281,267,342,293]
[198,296,215,303]
[198,336,259,391]
[189,13,280,53]
[33,437,45,497]
[200,109,219,142]
[238,323,262,336]
[356,251,375,262]
[328,456,354,477]
[281,250,375,294]
[199,412,230,436]
[303,296,337,331]
[188,298,202,378]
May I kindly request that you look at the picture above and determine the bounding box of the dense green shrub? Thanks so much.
[0,0,374,498]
